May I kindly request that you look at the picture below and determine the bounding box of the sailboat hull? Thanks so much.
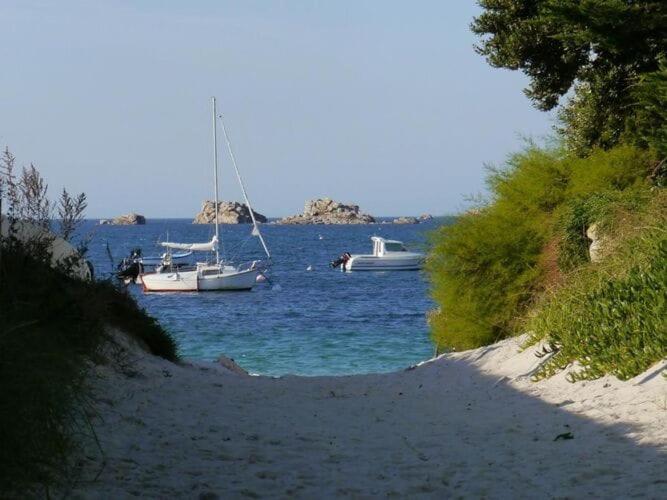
[140,267,258,292]
[140,271,198,292]
[197,268,258,291]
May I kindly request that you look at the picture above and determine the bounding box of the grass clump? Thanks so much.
[556,188,653,271]
[528,194,666,381]
[427,144,657,354]
[0,150,177,495]
[1,245,177,494]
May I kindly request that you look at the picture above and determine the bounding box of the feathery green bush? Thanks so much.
[427,144,655,354]
[428,146,567,351]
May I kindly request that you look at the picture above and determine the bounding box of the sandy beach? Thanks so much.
[68,333,666,499]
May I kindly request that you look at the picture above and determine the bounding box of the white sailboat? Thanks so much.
[140,97,270,292]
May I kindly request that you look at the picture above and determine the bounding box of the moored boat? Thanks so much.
[116,247,193,283]
[140,261,262,292]
[140,97,271,292]
[331,236,424,271]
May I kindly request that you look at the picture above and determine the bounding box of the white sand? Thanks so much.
[69,333,666,499]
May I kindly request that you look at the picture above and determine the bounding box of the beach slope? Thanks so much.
[70,333,666,498]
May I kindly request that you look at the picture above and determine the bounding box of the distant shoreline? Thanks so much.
[86,216,458,223]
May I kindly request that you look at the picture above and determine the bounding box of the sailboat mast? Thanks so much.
[212,96,220,265]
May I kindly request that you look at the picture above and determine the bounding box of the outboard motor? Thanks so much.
[330,252,351,269]
[116,261,143,283]
[128,247,142,261]
[116,247,144,283]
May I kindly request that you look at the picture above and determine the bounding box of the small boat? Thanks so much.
[141,235,265,291]
[141,251,192,267]
[140,97,271,292]
[331,236,424,271]
[116,247,193,281]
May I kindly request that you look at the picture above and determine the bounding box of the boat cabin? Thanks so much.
[371,236,408,256]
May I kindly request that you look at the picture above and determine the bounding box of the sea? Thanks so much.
[80,218,451,376]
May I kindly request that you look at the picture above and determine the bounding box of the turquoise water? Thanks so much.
[83,218,449,376]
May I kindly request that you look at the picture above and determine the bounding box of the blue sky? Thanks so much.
[0,1,554,218]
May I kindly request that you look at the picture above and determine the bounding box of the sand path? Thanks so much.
[69,335,666,499]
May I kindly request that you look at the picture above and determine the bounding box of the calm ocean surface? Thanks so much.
[81,218,450,376]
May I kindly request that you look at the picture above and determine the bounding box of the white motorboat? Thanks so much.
[141,97,271,292]
[332,237,424,271]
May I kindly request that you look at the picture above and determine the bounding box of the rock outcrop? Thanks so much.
[393,216,420,224]
[193,200,267,224]
[1,216,92,280]
[102,213,146,225]
[419,213,433,221]
[278,198,375,225]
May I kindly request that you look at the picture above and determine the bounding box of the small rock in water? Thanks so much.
[105,213,146,225]
[217,355,249,376]
[393,216,420,224]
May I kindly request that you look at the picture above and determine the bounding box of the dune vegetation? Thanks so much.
[0,149,177,495]
[428,1,667,379]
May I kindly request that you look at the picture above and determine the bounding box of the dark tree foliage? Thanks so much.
[556,68,632,155]
[472,1,667,152]
[629,62,667,162]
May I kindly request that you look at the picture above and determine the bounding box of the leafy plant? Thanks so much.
[628,61,667,167]
[428,146,567,352]
[529,210,667,381]
[427,144,655,354]
[0,150,177,495]
[472,1,667,152]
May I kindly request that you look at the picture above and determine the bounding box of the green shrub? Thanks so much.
[629,62,667,160]
[555,146,655,271]
[528,211,666,381]
[0,243,177,495]
[556,189,653,271]
[566,145,653,198]
[428,146,568,352]
[428,210,543,349]
[1,149,178,494]
[427,144,655,354]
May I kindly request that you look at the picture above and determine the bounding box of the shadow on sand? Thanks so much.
[72,348,666,498]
